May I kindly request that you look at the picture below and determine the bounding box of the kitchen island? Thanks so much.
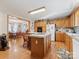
[28,33,51,58]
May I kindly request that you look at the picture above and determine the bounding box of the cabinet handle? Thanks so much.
[35,40,38,45]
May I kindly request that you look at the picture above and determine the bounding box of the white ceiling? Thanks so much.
[0,0,79,20]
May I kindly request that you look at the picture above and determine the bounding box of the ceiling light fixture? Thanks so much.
[28,7,46,15]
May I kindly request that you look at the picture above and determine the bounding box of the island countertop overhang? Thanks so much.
[28,32,51,38]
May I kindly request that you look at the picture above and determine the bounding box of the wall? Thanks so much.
[30,20,35,32]
[0,12,8,35]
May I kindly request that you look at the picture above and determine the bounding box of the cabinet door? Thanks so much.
[56,32,65,42]
[64,19,70,27]
[31,37,44,57]
[75,8,79,26]
[55,19,63,27]
[65,34,72,52]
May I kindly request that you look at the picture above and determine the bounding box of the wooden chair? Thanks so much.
[23,34,29,48]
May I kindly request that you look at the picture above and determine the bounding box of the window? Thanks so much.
[8,16,29,33]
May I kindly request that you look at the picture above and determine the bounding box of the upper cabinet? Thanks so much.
[48,17,73,27]
[70,8,79,26]
[34,8,79,29]
[74,8,79,26]
[48,8,79,27]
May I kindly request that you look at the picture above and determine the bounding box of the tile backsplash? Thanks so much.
[56,26,79,33]
[74,26,79,33]
[56,27,74,33]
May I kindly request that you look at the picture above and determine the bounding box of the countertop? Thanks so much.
[28,32,51,38]
[66,32,79,41]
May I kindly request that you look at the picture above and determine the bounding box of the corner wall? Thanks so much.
[0,12,8,35]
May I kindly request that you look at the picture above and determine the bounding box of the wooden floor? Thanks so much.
[0,38,57,59]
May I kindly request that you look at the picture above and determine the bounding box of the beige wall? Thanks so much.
[0,12,8,35]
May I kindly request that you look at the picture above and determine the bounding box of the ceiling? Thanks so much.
[0,0,79,20]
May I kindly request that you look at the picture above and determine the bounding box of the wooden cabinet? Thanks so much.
[70,13,75,27]
[59,8,79,27]
[74,8,79,26]
[49,19,64,27]
[65,34,73,52]
[31,37,45,57]
[56,32,65,42]
[64,18,72,27]
[34,20,46,32]
[56,32,73,52]
[29,34,51,58]
[56,19,65,27]
[55,32,66,50]
[70,8,79,26]
[34,16,74,31]
[48,16,73,27]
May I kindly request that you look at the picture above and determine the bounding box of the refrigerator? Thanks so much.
[46,24,56,41]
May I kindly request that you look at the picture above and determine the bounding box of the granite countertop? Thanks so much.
[28,32,51,38]
[66,32,79,41]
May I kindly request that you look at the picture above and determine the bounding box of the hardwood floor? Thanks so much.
[0,38,57,59]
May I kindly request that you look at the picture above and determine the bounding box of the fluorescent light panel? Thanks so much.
[29,7,46,15]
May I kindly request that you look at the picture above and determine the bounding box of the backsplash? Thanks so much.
[74,26,79,33]
[56,26,79,33]
[56,27,74,33]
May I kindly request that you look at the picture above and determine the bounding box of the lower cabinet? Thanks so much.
[29,34,51,58]
[56,32,73,53]
[65,34,73,52]
[56,32,65,42]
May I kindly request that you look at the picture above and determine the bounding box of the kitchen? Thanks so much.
[30,7,79,59]
[0,0,79,59]
[7,8,79,59]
